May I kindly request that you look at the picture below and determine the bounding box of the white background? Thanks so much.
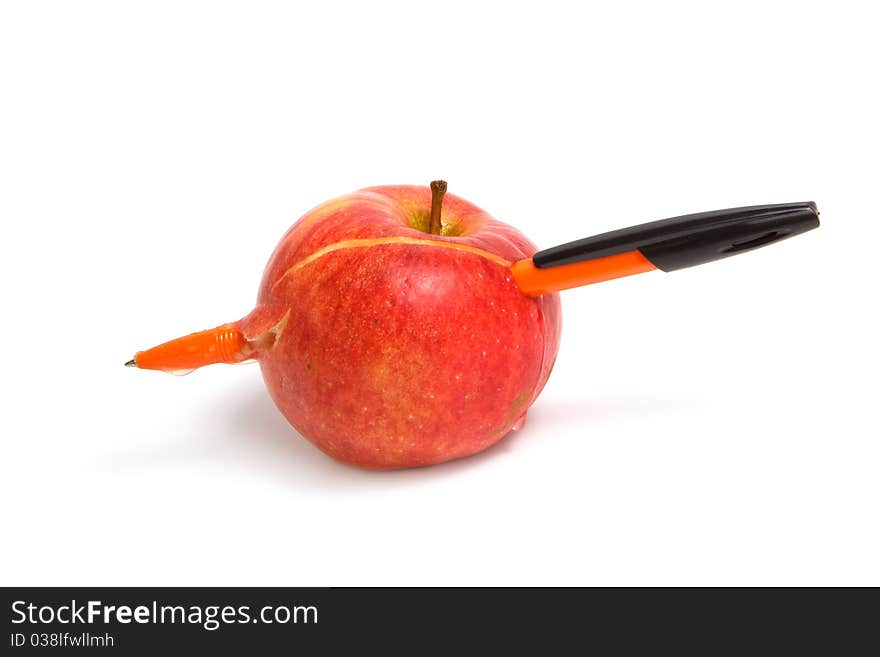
[1,1,878,586]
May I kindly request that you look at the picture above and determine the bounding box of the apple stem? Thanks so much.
[429,180,447,235]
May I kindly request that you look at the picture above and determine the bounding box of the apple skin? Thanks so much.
[239,185,561,469]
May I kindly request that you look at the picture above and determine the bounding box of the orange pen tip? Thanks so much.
[127,323,250,374]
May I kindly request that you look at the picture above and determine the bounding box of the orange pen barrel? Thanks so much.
[511,250,655,296]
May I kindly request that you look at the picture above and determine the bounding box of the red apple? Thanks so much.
[234,184,561,468]
[130,186,818,468]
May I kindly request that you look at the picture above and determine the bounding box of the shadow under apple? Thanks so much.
[104,378,701,491]
[213,385,701,489]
